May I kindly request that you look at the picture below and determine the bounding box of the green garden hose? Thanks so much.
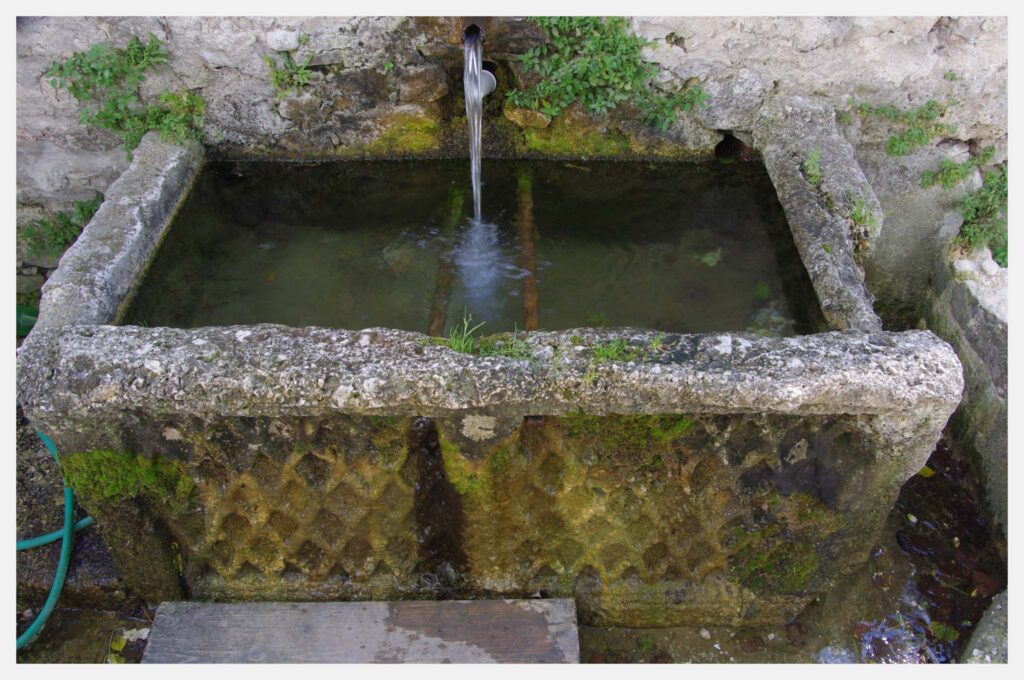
[16,427,93,650]
[17,517,93,551]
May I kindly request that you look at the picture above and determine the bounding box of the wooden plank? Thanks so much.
[142,599,579,664]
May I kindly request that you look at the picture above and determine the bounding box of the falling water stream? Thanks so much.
[454,26,517,324]
[463,28,484,221]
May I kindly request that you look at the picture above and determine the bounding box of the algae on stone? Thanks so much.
[435,414,855,627]
[61,450,195,516]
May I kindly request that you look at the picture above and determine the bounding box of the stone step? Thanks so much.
[142,599,579,663]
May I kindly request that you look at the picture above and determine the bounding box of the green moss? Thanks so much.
[438,434,526,499]
[765,491,844,540]
[729,527,819,594]
[438,437,482,496]
[336,112,440,157]
[61,450,195,516]
[563,413,693,455]
[524,122,630,157]
[367,113,439,154]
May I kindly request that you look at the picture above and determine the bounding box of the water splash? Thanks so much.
[452,218,529,325]
[463,28,484,221]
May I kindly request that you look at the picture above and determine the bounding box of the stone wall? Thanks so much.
[16,16,1008,323]
[926,247,1008,533]
[18,16,1007,205]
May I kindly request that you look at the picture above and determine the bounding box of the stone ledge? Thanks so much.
[34,133,205,330]
[753,96,883,332]
[18,325,963,436]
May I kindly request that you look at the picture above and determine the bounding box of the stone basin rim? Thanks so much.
[17,323,964,427]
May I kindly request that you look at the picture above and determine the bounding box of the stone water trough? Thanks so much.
[17,97,963,628]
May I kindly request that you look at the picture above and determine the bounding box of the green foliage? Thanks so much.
[19,193,103,258]
[943,70,959,81]
[61,449,196,516]
[803,148,823,188]
[264,51,315,98]
[148,90,206,144]
[852,99,955,156]
[850,195,878,229]
[46,34,204,156]
[426,309,533,359]
[591,338,643,362]
[955,164,1008,266]
[436,308,485,353]
[382,61,395,73]
[921,146,994,189]
[507,17,706,132]
[476,331,533,360]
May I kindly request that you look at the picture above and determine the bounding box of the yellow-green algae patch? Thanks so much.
[523,122,631,157]
[61,450,195,516]
[339,111,440,156]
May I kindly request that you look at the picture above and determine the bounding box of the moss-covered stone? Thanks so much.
[362,111,440,155]
[728,526,819,594]
[433,413,860,627]
[523,121,631,157]
[61,450,195,516]
[563,413,693,457]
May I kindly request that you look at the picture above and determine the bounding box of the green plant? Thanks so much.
[955,164,1007,266]
[382,61,395,73]
[592,338,642,363]
[803,148,823,188]
[46,34,204,156]
[921,146,995,189]
[438,308,485,353]
[850,195,878,229]
[19,192,103,259]
[148,90,206,144]
[943,70,959,81]
[426,310,534,359]
[264,51,315,98]
[852,99,955,156]
[477,330,533,359]
[648,332,666,351]
[507,17,706,132]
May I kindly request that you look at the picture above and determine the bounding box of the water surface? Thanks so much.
[123,160,823,335]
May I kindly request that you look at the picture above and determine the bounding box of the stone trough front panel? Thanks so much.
[17,325,963,626]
